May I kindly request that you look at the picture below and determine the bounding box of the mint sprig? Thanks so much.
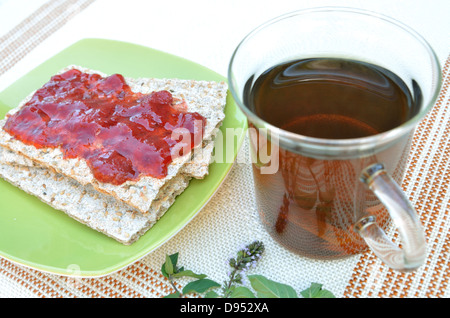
[161,252,218,298]
[161,241,335,298]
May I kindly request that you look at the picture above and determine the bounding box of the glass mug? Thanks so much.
[228,7,441,271]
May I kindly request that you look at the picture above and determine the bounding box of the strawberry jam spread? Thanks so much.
[3,69,206,185]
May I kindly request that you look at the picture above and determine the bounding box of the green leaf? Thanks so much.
[315,289,335,298]
[182,279,221,295]
[168,252,179,267]
[161,253,179,278]
[172,270,207,279]
[300,283,335,298]
[204,290,220,298]
[164,254,174,276]
[229,286,256,298]
[301,282,321,297]
[163,292,181,298]
[248,275,297,298]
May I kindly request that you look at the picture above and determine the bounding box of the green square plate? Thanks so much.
[0,38,247,277]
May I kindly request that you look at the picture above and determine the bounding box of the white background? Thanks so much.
[0,0,449,91]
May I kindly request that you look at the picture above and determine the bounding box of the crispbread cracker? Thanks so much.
[0,146,190,245]
[0,65,228,214]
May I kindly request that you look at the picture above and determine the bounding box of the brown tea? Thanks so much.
[248,58,417,138]
[246,58,417,259]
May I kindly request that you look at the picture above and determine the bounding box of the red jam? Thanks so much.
[4,69,206,185]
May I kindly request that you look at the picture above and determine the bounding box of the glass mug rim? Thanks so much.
[228,6,442,156]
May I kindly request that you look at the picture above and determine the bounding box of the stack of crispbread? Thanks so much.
[0,65,228,245]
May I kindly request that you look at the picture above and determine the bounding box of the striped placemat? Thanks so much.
[1,55,448,298]
[0,0,96,77]
[343,54,450,298]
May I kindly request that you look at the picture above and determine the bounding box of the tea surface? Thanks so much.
[248,58,416,138]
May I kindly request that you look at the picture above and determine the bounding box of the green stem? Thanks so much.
[168,276,182,297]
[223,268,238,298]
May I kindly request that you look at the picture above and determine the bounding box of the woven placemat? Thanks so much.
[0,0,96,77]
[1,55,449,298]
[343,54,450,298]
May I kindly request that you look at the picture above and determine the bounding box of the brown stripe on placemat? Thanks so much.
[0,0,96,77]
[0,257,75,297]
[0,256,179,297]
[343,54,450,298]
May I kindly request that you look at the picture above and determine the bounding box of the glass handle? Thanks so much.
[355,163,427,272]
